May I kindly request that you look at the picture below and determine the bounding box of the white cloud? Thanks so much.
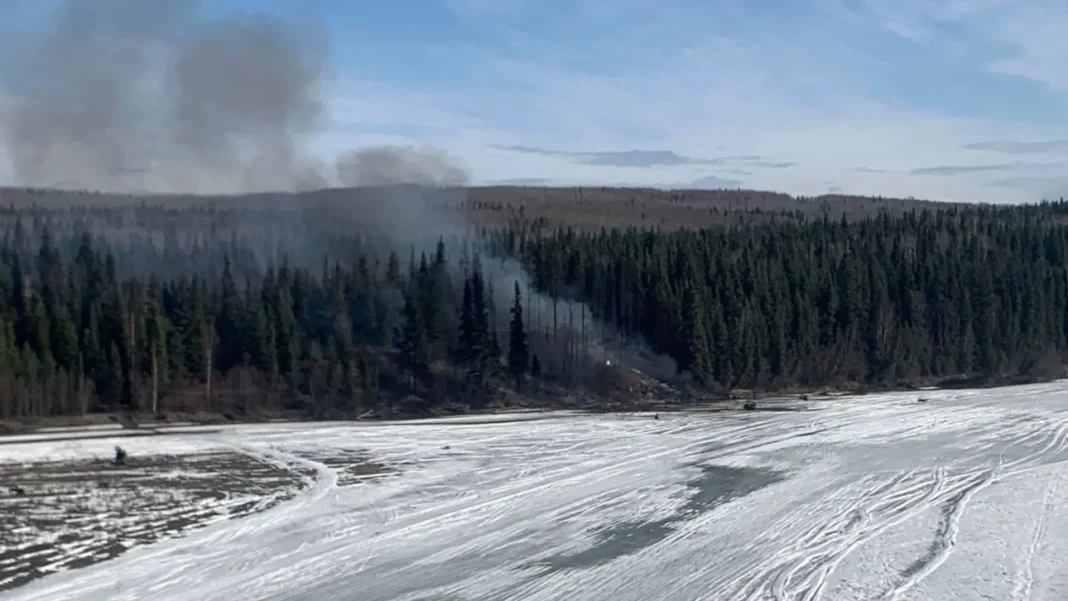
[856,0,1068,91]
[315,69,1068,202]
[297,1,1068,203]
[10,0,1065,202]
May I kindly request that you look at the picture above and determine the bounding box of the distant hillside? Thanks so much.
[0,182,1067,426]
[462,186,975,229]
[0,185,979,230]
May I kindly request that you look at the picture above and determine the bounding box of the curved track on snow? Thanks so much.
[6,384,1068,601]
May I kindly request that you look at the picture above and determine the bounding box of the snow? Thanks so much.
[0,446,313,592]
[0,430,152,444]
[33,425,125,434]
[4,384,1068,600]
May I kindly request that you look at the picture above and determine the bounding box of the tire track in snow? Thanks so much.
[760,467,955,601]
[815,413,1054,601]
[759,472,914,600]
[204,426,714,600]
[879,462,1001,601]
[692,465,953,601]
[500,399,1068,601]
[1005,417,1068,474]
[789,469,947,601]
[131,442,343,601]
[359,420,808,550]
[705,408,1063,601]
[0,436,341,601]
[15,392,1068,601]
[163,442,344,578]
[246,418,826,601]
[1012,473,1058,601]
[795,412,1065,601]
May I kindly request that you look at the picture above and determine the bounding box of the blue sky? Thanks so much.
[7,0,1068,202]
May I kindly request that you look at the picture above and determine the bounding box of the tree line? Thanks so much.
[503,203,1068,390]
[0,227,543,419]
[4,199,1068,419]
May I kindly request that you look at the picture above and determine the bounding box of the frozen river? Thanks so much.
[4,384,1068,600]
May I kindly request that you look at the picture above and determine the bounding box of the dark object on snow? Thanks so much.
[113,445,127,466]
[442,445,450,450]
[742,400,758,411]
[9,485,25,496]
[799,394,809,401]
[917,397,929,403]
[653,413,659,420]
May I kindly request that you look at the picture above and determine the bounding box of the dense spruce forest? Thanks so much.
[3,189,1068,422]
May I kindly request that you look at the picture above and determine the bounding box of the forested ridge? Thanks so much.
[3,194,1068,421]
[515,203,1068,389]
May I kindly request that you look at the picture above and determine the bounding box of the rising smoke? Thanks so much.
[329,145,473,249]
[336,146,471,188]
[0,0,328,193]
[0,0,685,387]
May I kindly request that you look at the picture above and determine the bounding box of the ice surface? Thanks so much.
[4,384,1068,600]
[0,450,314,591]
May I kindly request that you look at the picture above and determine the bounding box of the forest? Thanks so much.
[2,187,1068,422]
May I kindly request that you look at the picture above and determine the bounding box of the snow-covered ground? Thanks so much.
[4,384,1068,600]
[0,447,322,592]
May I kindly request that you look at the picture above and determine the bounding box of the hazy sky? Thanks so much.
[6,0,1068,203]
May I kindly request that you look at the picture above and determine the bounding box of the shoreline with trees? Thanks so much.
[2,187,1067,431]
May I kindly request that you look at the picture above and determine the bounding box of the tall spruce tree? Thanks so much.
[398,289,429,384]
[508,280,529,388]
[7,194,1068,419]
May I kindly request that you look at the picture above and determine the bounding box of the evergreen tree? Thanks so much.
[6,193,1068,419]
[398,289,429,383]
[143,277,168,413]
[508,280,529,388]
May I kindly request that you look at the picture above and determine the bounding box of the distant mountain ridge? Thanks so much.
[0,183,987,231]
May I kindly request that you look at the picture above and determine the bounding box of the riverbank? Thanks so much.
[0,371,1057,438]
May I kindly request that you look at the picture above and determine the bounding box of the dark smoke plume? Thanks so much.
[0,1,687,389]
[0,0,328,193]
[335,145,470,188]
[326,146,473,253]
